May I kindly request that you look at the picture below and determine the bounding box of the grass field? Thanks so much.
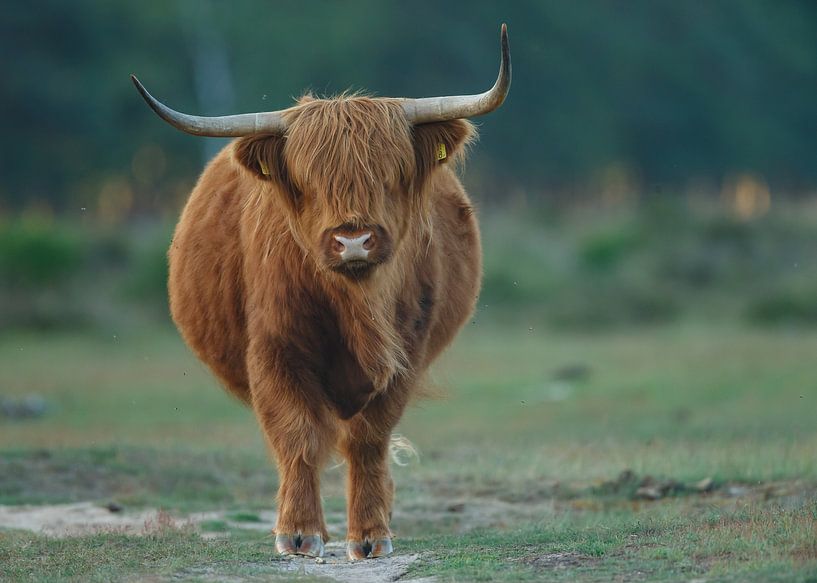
[1,315,816,582]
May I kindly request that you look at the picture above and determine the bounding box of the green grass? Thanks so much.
[0,527,314,583]
[402,501,817,582]
[0,448,274,509]
[1,317,816,581]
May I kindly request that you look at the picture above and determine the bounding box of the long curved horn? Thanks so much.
[400,23,511,124]
[130,75,287,137]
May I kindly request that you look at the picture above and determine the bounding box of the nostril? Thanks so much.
[332,231,375,262]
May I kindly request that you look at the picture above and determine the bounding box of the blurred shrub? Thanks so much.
[479,211,679,329]
[0,292,90,330]
[481,251,555,305]
[746,288,817,326]
[546,281,680,330]
[655,238,722,288]
[479,212,563,305]
[578,224,643,272]
[4,200,817,333]
[0,219,174,330]
[656,216,758,288]
[480,201,817,329]
[87,229,131,269]
[123,231,170,314]
[0,219,85,289]
[0,218,89,329]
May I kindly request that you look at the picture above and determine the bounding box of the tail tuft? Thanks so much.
[389,434,418,466]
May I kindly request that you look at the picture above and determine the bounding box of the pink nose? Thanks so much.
[331,231,375,262]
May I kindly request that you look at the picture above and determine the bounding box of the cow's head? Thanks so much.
[132,25,510,281]
[231,97,477,280]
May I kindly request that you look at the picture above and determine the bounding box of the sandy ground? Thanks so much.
[278,548,434,583]
[172,549,434,583]
[0,501,167,536]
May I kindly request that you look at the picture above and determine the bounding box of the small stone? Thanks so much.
[446,502,466,513]
[551,364,592,382]
[106,502,123,513]
[635,486,663,500]
[694,477,714,493]
[314,557,325,564]
[0,395,49,420]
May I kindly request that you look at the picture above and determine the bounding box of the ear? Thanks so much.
[411,119,476,187]
[233,133,288,183]
[234,134,302,212]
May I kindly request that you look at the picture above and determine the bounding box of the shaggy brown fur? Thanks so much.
[168,95,481,554]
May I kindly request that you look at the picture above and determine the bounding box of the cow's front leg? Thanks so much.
[249,340,335,557]
[340,392,407,560]
[342,434,394,560]
[270,434,330,557]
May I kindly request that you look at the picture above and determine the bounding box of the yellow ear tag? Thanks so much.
[258,160,270,176]
[435,143,447,161]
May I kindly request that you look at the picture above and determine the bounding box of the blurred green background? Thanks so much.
[2,0,817,332]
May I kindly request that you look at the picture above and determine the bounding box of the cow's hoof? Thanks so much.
[275,533,325,557]
[347,537,393,560]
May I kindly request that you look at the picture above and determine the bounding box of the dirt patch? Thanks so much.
[393,495,557,536]
[0,502,170,536]
[169,552,432,583]
[522,551,596,570]
[0,503,290,539]
[278,547,432,583]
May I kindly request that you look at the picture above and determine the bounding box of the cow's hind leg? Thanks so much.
[249,342,336,557]
[339,389,408,560]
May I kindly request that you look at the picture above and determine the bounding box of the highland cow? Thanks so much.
[131,24,510,560]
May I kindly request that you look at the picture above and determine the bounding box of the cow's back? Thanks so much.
[168,147,252,403]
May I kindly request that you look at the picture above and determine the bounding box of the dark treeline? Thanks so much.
[2,0,816,213]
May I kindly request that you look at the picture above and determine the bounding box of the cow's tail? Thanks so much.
[389,434,418,466]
